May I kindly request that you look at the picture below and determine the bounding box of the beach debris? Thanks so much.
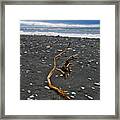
[47,44,79,100]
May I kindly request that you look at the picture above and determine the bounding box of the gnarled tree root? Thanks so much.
[47,45,79,100]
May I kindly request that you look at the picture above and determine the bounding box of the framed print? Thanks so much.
[0,0,119,119]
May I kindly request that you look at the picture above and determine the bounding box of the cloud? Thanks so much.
[20,21,100,28]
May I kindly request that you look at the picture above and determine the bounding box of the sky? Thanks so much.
[20,20,100,28]
[21,20,100,25]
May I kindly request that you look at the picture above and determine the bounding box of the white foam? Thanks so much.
[20,31,100,38]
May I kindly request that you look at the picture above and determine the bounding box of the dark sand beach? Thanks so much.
[20,35,100,100]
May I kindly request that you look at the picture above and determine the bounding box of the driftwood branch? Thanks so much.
[47,44,79,100]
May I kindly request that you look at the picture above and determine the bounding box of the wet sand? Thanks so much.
[20,35,100,100]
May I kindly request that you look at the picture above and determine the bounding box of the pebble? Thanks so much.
[57,49,63,52]
[49,64,52,66]
[41,59,45,62]
[42,50,45,52]
[87,64,90,67]
[35,51,38,54]
[21,89,25,91]
[46,45,51,48]
[44,81,48,83]
[24,51,27,53]
[87,95,93,100]
[35,94,38,97]
[44,57,47,59]
[96,61,99,64]
[29,95,34,98]
[68,48,72,50]
[55,75,59,77]
[42,62,46,64]
[88,77,92,81]
[91,87,95,90]
[46,50,50,53]
[30,83,33,85]
[82,51,84,53]
[71,92,76,95]
[88,59,94,62]
[26,70,30,73]
[44,86,50,90]
[27,90,31,93]
[70,95,75,99]
[68,85,71,88]
[81,86,85,90]
[60,74,63,77]
[94,82,100,86]
[27,98,31,100]
[37,71,41,73]
[81,45,85,48]
[81,65,84,68]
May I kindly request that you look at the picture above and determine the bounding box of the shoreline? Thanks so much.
[20,34,100,39]
[20,31,100,38]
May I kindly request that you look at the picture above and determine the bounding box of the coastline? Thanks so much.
[20,32,100,38]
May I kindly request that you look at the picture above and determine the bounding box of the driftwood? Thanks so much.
[47,45,78,100]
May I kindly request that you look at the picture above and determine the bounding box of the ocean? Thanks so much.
[20,20,100,38]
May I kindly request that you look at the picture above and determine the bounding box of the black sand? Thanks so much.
[20,35,100,100]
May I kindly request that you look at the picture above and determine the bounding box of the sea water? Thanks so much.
[20,20,100,38]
